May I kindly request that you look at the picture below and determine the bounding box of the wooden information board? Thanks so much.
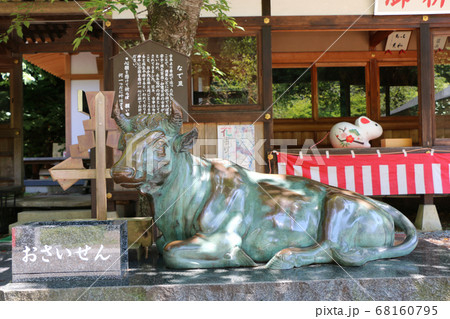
[113,40,189,117]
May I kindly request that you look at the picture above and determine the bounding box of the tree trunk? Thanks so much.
[147,0,204,56]
[136,1,203,220]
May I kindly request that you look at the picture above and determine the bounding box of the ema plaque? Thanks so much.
[113,40,189,117]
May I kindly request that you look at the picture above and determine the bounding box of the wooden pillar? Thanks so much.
[102,24,116,213]
[262,0,270,16]
[102,26,114,91]
[312,65,319,120]
[423,194,434,205]
[10,54,23,187]
[418,23,434,148]
[95,92,107,220]
[369,58,379,120]
[417,23,439,225]
[385,87,391,116]
[64,54,72,156]
[261,0,273,172]
[339,81,350,117]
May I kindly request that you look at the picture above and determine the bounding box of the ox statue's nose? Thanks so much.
[110,166,136,183]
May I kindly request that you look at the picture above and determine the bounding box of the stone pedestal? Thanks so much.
[12,220,128,282]
[415,204,442,231]
[116,217,153,261]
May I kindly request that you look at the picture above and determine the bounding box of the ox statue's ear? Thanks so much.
[174,128,198,153]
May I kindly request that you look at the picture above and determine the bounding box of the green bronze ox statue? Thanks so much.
[111,102,418,269]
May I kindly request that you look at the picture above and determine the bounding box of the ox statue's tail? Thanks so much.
[331,199,418,267]
[374,200,418,259]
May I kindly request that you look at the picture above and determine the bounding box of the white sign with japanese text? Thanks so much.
[113,40,189,117]
[385,31,412,51]
[375,0,450,15]
[433,35,448,50]
[217,125,256,172]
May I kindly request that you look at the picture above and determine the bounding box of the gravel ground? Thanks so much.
[417,230,450,248]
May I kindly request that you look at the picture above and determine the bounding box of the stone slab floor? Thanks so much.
[0,233,448,301]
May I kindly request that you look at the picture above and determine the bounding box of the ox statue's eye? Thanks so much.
[154,140,167,157]
[155,140,165,148]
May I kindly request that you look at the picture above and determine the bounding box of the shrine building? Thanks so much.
[0,0,449,229]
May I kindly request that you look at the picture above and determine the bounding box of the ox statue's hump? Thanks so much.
[207,157,327,191]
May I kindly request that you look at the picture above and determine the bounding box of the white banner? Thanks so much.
[375,0,450,15]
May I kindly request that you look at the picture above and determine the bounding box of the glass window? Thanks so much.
[318,66,366,118]
[272,68,312,119]
[434,35,450,139]
[191,36,258,106]
[380,66,418,116]
[0,72,10,124]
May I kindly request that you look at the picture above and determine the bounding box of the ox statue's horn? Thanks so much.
[112,102,133,133]
[170,100,183,128]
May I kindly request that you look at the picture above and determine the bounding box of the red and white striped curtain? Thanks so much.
[276,151,450,196]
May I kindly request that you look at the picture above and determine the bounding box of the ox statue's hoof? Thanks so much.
[225,246,258,267]
[264,251,296,270]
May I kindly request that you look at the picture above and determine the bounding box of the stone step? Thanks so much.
[24,179,87,195]
[16,194,91,209]
[17,209,93,222]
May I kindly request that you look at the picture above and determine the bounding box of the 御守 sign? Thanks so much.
[375,0,450,15]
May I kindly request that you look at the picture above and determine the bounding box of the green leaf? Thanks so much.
[16,26,23,38]
[72,38,81,50]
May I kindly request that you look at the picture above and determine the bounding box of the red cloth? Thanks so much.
[276,152,450,195]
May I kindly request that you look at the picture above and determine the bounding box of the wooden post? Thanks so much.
[95,92,107,220]
[64,54,72,157]
[369,58,379,120]
[418,23,435,148]
[102,27,114,91]
[262,21,273,172]
[102,24,116,212]
[11,54,23,187]
[312,65,319,121]
[416,24,439,229]
[262,0,270,16]
[50,91,117,220]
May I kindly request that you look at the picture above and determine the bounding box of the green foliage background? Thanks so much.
[193,36,258,105]
[272,65,449,119]
[0,62,65,157]
[272,68,312,119]
[273,66,367,119]
[23,63,65,157]
[0,73,11,123]
[434,64,450,115]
